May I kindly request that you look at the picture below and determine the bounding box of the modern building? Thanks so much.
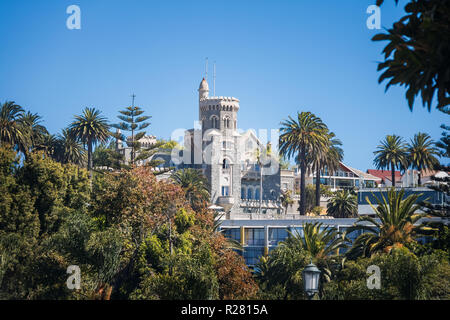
[219,216,445,266]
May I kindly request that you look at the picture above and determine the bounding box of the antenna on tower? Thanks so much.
[213,61,216,96]
[131,93,136,107]
[205,57,208,81]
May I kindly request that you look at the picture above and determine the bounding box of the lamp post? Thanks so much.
[302,260,321,300]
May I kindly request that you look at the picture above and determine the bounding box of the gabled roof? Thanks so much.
[367,169,402,182]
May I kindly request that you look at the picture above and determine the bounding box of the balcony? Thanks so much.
[217,196,234,212]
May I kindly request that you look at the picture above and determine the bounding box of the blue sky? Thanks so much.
[0,0,448,170]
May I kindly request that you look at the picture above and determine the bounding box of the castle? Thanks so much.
[181,78,285,218]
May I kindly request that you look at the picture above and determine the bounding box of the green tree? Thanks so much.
[55,128,86,166]
[0,101,27,150]
[310,131,343,207]
[373,0,450,112]
[171,169,210,211]
[346,188,425,259]
[327,189,358,218]
[111,103,160,166]
[407,132,440,185]
[373,134,409,186]
[280,189,294,214]
[17,111,48,156]
[280,112,329,215]
[69,107,110,172]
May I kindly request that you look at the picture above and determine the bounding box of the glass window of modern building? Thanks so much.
[245,228,265,246]
[243,247,264,266]
[268,228,289,246]
[222,228,241,243]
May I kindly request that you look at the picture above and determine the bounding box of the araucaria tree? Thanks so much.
[69,107,110,172]
[111,102,157,166]
[280,112,329,215]
[373,134,409,186]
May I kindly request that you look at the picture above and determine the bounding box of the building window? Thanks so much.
[245,228,265,246]
[255,187,260,200]
[247,188,253,200]
[241,187,246,199]
[223,228,240,243]
[224,117,230,129]
[211,116,219,129]
[268,228,289,246]
[243,247,264,266]
[223,158,230,169]
[221,186,229,196]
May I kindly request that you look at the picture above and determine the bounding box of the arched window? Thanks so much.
[241,187,246,199]
[223,117,230,129]
[223,158,230,169]
[211,116,218,129]
[247,188,253,200]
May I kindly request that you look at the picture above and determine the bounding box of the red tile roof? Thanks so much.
[366,169,402,182]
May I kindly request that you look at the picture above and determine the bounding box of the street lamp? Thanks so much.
[302,260,321,300]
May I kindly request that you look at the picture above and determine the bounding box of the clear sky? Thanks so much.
[1,0,448,170]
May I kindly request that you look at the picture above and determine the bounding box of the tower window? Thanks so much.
[222,186,230,196]
[211,116,219,129]
[223,159,230,169]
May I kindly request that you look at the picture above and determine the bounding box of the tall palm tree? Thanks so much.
[326,189,357,218]
[280,112,329,215]
[280,189,294,214]
[36,133,59,158]
[373,134,408,187]
[69,107,110,171]
[345,188,425,259]
[56,128,86,165]
[407,132,440,186]
[0,101,27,149]
[17,111,48,155]
[310,131,343,207]
[171,168,210,210]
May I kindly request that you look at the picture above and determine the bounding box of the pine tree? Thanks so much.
[111,97,163,167]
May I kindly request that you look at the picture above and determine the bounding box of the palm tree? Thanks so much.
[69,107,110,171]
[327,189,357,218]
[56,128,86,165]
[280,189,294,214]
[283,222,347,283]
[0,101,27,149]
[17,111,48,155]
[310,131,343,207]
[36,133,59,158]
[345,188,425,259]
[280,112,329,215]
[285,222,346,261]
[407,132,440,186]
[171,168,210,210]
[373,134,408,187]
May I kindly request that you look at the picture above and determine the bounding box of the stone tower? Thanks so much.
[198,78,242,213]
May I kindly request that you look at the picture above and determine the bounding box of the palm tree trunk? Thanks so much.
[88,140,93,171]
[300,152,306,215]
[391,162,395,187]
[259,165,263,214]
[418,172,422,186]
[315,164,321,207]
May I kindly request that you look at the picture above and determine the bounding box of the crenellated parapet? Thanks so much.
[199,96,240,112]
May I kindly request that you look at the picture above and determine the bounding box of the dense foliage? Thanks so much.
[0,147,257,300]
